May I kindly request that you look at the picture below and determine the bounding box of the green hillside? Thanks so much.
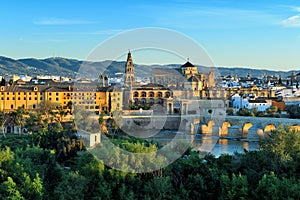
[0,56,296,79]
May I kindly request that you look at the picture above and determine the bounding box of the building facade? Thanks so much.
[0,85,121,114]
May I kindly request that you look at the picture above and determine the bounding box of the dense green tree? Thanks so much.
[266,105,280,117]
[221,173,248,200]
[143,177,174,200]
[286,105,300,119]
[53,172,89,200]
[2,116,300,200]
[254,172,300,200]
[66,101,74,114]
[237,108,249,116]
[26,111,47,133]
[0,147,44,200]
[260,126,300,161]
[250,107,258,117]
[226,108,234,116]
[0,177,24,200]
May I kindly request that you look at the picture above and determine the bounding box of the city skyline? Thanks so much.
[1,0,300,70]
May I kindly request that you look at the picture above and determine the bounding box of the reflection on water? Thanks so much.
[149,132,259,157]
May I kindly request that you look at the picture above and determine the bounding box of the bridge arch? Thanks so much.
[208,120,215,128]
[220,121,231,136]
[290,125,300,132]
[198,120,216,135]
[264,124,276,134]
[242,122,253,138]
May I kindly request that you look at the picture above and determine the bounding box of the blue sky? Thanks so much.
[1,0,300,70]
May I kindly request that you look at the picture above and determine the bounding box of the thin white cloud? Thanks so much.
[282,15,300,27]
[34,18,94,25]
[292,6,300,12]
[34,29,123,36]
[18,38,68,43]
[151,6,278,29]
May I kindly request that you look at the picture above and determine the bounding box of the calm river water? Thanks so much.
[149,131,259,157]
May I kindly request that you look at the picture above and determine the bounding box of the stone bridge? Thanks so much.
[203,116,300,141]
[113,111,300,141]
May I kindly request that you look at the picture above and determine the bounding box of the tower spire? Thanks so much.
[124,50,135,87]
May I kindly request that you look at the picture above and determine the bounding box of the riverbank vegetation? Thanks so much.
[1,124,300,199]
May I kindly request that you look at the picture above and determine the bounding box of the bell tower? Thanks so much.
[124,50,135,87]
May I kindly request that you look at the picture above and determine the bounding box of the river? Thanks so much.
[149,131,260,157]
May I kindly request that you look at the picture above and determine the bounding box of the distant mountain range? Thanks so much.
[0,56,296,79]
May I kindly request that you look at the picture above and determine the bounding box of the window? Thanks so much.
[29,97,31,100]
[56,98,59,101]
[35,97,37,100]
[49,93,52,96]
[24,97,26,100]
[33,105,36,109]
[11,104,13,109]
[7,97,9,100]
[18,97,20,100]
[49,98,52,101]
[56,93,59,96]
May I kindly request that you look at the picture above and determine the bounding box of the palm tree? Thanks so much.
[0,111,6,138]
[66,101,74,114]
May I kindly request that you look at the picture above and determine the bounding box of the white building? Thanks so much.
[247,99,272,112]
[231,93,272,112]
[231,94,249,109]
[77,130,101,148]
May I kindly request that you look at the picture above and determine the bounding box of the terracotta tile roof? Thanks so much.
[152,68,182,76]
